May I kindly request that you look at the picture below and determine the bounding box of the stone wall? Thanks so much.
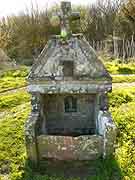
[42,94,97,136]
[37,135,103,161]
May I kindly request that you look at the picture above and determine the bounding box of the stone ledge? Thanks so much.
[27,83,112,94]
[37,135,103,161]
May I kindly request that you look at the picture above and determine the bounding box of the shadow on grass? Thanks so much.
[118,67,133,74]
[22,157,122,180]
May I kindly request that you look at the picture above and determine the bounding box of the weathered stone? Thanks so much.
[97,110,117,157]
[28,37,111,81]
[25,1,116,166]
[37,135,103,161]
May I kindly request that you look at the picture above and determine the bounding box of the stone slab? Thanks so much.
[27,83,112,94]
[37,135,103,161]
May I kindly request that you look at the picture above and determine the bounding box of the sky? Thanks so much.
[0,0,96,18]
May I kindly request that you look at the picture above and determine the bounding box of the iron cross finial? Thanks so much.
[60,1,80,38]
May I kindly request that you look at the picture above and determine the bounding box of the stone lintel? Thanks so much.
[27,83,112,94]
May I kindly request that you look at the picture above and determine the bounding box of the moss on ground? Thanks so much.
[0,66,28,93]
[108,87,135,107]
[104,61,135,75]
[0,86,134,179]
[0,77,27,93]
[0,90,30,110]
[0,66,135,179]
[112,102,135,179]
[112,75,135,83]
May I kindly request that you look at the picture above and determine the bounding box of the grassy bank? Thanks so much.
[0,67,29,93]
[0,65,135,179]
[0,86,134,179]
[104,61,135,75]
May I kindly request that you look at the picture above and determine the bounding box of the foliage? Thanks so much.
[104,61,135,74]
[0,102,122,180]
[0,7,55,60]
[0,103,30,180]
[0,0,134,61]
[0,66,29,78]
[108,87,135,107]
[0,69,135,179]
[0,90,30,110]
[112,75,135,83]
[122,0,135,29]
[0,77,26,93]
[111,102,135,179]
[0,67,28,93]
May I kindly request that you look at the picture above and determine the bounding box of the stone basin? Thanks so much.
[37,135,103,161]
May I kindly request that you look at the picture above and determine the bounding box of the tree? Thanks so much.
[122,0,135,31]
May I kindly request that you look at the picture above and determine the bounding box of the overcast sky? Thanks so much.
[0,0,96,18]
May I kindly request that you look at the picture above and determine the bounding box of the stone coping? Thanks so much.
[27,83,112,94]
[37,135,103,161]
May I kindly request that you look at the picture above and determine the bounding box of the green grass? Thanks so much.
[0,66,29,78]
[0,90,30,111]
[0,87,134,179]
[0,103,30,180]
[111,102,135,179]
[0,102,122,180]
[108,87,135,107]
[0,66,135,179]
[0,77,27,93]
[1,64,135,94]
[104,61,135,75]
[0,66,29,93]
[112,75,135,83]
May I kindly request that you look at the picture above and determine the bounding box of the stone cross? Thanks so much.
[60,1,80,38]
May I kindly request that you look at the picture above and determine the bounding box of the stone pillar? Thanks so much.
[25,93,40,166]
[99,92,109,111]
[103,121,117,157]
[40,95,47,134]
[97,110,117,158]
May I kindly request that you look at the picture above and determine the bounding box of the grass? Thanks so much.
[108,87,135,107]
[0,66,29,78]
[0,65,135,179]
[0,90,30,111]
[111,102,135,179]
[0,66,29,93]
[0,102,122,180]
[112,75,135,83]
[0,77,27,93]
[0,103,30,180]
[104,61,135,75]
[0,86,135,179]
[1,64,135,93]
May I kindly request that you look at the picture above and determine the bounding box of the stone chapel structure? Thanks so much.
[25,1,116,165]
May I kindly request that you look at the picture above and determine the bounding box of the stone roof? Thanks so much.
[28,35,111,81]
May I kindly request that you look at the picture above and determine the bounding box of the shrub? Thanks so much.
[0,103,30,180]
[103,61,135,74]
[0,66,29,78]
[111,102,135,179]
[108,87,135,107]
[112,75,135,83]
[0,77,27,93]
